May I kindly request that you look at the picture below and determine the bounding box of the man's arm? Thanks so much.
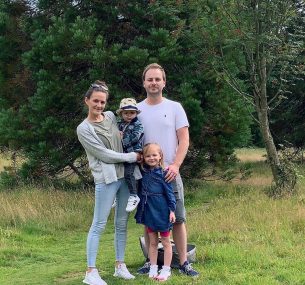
[165,126,189,182]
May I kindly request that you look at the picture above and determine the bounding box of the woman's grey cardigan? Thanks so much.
[77,111,141,184]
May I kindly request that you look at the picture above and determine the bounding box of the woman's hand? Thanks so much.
[136,152,143,163]
[169,211,176,223]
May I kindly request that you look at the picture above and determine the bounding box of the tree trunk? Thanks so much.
[255,56,282,187]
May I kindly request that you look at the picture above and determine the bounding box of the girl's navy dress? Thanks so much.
[135,167,176,232]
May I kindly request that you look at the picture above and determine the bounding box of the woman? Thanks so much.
[77,81,140,285]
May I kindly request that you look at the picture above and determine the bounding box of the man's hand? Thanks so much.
[165,163,179,182]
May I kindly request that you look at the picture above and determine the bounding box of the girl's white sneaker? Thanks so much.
[156,265,171,282]
[148,264,159,278]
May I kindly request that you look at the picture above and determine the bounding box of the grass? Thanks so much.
[0,153,10,172]
[235,148,267,162]
[0,149,305,284]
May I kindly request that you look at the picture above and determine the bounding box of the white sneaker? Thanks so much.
[126,195,140,212]
[113,263,135,279]
[148,264,159,279]
[156,266,171,281]
[83,268,107,285]
[111,198,116,208]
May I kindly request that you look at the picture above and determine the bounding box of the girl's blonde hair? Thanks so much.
[142,143,164,169]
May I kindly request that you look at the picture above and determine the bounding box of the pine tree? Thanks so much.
[0,0,252,184]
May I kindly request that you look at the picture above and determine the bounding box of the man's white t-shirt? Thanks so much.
[137,98,189,167]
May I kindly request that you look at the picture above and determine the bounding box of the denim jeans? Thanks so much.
[124,162,137,196]
[87,178,130,267]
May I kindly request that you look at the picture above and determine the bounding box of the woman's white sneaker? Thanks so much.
[113,263,135,279]
[83,268,107,285]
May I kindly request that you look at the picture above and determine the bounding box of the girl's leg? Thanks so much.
[161,236,172,267]
[87,182,119,268]
[148,231,159,278]
[148,231,159,266]
[156,235,172,281]
[114,179,130,262]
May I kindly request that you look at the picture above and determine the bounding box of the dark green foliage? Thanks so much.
[0,0,33,110]
[0,0,252,184]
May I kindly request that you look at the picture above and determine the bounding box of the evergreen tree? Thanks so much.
[0,0,252,183]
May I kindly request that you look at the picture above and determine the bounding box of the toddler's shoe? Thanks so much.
[113,263,135,280]
[126,195,140,212]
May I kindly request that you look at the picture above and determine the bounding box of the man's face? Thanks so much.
[143,68,166,96]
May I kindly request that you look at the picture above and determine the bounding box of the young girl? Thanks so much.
[135,143,176,282]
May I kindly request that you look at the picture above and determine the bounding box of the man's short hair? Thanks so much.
[142,63,166,81]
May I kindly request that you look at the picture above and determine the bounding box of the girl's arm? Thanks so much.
[169,211,176,223]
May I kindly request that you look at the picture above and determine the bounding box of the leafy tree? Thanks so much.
[271,0,305,152]
[193,0,304,195]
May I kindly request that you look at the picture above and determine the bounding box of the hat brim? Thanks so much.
[116,108,141,115]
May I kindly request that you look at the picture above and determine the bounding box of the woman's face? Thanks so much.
[85,91,107,117]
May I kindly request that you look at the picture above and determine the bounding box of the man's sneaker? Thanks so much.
[126,195,140,212]
[179,261,199,277]
[111,198,116,208]
[156,265,171,281]
[83,268,107,285]
[113,263,135,280]
[137,261,151,274]
[148,264,158,279]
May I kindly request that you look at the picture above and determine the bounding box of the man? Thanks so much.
[137,63,199,277]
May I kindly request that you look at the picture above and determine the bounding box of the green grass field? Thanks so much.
[0,149,305,285]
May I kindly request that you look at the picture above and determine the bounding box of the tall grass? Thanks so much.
[235,148,266,162]
[0,149,305,284]
[0,153,10,172]
[0,187,93,230]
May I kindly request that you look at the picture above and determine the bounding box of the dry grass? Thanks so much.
[235,148,267,162]
[0,188,93,229]
[0,153,10,172]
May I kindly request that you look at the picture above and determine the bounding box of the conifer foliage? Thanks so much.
[0,1,255,184]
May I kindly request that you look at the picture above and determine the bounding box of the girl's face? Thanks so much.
[85,91,107,117]
[144,145,162,168]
